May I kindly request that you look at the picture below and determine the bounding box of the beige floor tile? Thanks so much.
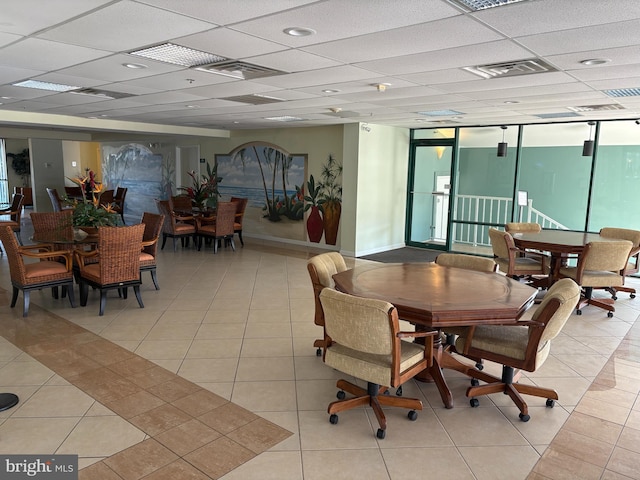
[0,417,80,454]
[12,385,94,417]
[257,410,301,451]
[366,407,454,447]
[459,445,541,480]
[296,379,346,411]
[231,380,297,412]
[236,357,295,382]
[561,411,623,445]
[58,415,146,457]
[549,428,615,467]
[574,396,631,425]
[302,448,390,480]
[219,451,303,480]
[240,337,293,357]
[616,426,640,454]
[606,447,640,479]
[178,358,239,383]
[0,359,55,385]
[244,322,292,339]
[500,405,571,445]
[196,323,247,339]
[381,446,474,480]
[145,323,201,341]
[186,338,243,359]
[247,308,291,323]
[134,340,193,360]
[298,409,379,450]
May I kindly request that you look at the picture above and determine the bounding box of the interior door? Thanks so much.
[406,144,453,250]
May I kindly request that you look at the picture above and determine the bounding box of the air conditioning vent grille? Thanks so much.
[71,88,133,99]
[222,94,285,105]
[567,104,624,112]
[195,61,286,79]
[463,58,557,79]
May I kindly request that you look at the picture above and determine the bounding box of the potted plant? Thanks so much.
[7,148,30,187]
[66,170,118,232]
[304,174,323,243]
[178,162,222,211]
[318,154,342,245]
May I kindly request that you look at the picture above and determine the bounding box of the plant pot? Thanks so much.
[78,226,99,236]
[307,206,323,243]
[322,201,341,245]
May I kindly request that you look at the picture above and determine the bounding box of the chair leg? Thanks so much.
[22,290,30,317]
[99,290,108,316]
[66,283,76,308]
[10,287,19,308]
[133,285,144,308]
[228,237,236,251]
[80,282,89,306]
[238,230,244,247]
[150,269,160,290]
[161,234,167,250]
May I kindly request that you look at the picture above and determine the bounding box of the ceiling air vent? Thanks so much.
[222,94,285,105]
[604,87,640,97]
[450,0,528,11]
[463,58,557,79]
[71,88,133,99]
[195,60,286,80]
[567,104,624,112]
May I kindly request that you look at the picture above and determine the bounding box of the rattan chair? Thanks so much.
[75,224,145,316]
[113,187,128,224]
[140,212,165,289]
[0,225,76,317]
[307,252,348,356]
[196,201,236,253]
[230,197,248,246]
[155,199,197,251]
[0,193,24,245]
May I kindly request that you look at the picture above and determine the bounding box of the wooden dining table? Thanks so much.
[333,262,537,409]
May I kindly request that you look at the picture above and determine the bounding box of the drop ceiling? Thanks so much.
[1,0,640,134]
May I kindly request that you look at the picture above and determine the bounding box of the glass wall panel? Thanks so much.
[519,122,593,231]
[589,120,640,231]
[413,128,455,140]
[451,126,517,253]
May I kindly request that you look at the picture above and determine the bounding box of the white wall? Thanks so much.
[29,138,65,212]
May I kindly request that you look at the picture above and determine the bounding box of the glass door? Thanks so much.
[406,143,453,250]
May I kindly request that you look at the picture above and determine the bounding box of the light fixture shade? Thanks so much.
[497,142,508,157]
[582,140,594,156]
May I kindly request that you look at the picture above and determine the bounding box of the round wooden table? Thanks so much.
[333,263,537,408]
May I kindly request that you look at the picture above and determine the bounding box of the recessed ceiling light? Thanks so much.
[580,58,610,66]
[504,100,519,104]
[322,89,340,94]
[264,115,304,122]
[129,43,226,67]
[418,109,465,116]
[12,80,79,92]
[283,27,316,37]
[122,63,148,69]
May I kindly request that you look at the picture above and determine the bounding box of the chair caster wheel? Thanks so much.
[316,348,322,356]
[470,398,479,408]
[337,390,346,400]
[631,293,636,299]
[612,295,618,300]
[475,362,484,370]
[471,378,480,387]
[607,312,614,318]
[376,428,386,439]
[519,413,530,422]
[329,414,339,424]
[396,386,403,396]
[408,410,418,421]
[546,399,555,408]
[576,310,582,315]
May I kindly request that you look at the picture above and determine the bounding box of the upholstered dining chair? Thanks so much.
[0,225,76,317]
[75,224,145,316]
[307,252,348,357]
[230,196,248,246]
[454,278,580,422]
[0,193,24,245]
[155,199,197,251]
[557,240,633,317]
[505,222,542,234]
[195,201,236,253]
[319,288,436,439]
[488,228,549,283]
[139,212,165,290]
[599,227,640,299]
[113,187,127,224]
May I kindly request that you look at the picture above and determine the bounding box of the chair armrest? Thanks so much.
[20,248,73,270]
[74,248,99,269]
[141,238,158,248]
[397,330,437,339]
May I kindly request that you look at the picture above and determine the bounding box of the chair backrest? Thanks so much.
[435,253,497,273]
[580,240,633,274]
[30,210,74,242]
[320,288,396,355]
[533,278,581,346]
[0,225,26,283]
[488,228,512,259]
[100,189,115,204]
[600,227,640,275]
[307,252,348,327]
[4,194,24,222]
[64,186,83,198]
[505,222,542,233]
[230,197,249,225]
[46,188,63,212]
[141,212,165,257]
[171,195,193,213]
[96,225,144,284]
[115,187,127,203]
[214,202,236,236]
[155,200,176,234]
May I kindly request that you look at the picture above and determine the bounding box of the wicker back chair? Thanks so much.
[0,225,76,316]
[155,199,197,251]
[30,210,74,244]
[171,195,194,215]
[0,193,24,245]
[196,201,236,253]
[140,212,165,289]
[75,224,145,316]
[230,196,249,246]
[113,187,128,224]
[46,188,67,212]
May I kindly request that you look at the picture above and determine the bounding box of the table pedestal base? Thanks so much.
[0,393,19,412]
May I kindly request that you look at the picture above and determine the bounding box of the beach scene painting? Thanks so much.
[216,143,306,242]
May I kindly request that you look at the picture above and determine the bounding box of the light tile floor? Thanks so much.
[1,221,640,479]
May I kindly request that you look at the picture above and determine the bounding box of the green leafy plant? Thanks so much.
[66,170,118,227]
[318,154,342,209]
[7,148,30,187]
[304,175,322,210]
[178,162,222,209]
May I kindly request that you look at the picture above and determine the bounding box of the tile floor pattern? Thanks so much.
[0,224,640,479]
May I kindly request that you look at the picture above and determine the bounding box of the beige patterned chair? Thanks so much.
[488,228,549,283]
[319,288,436,439]
[599,227,640,299]
[557,240,633,317]
[505,222,542,234]
[454,278,580,422]
[307,252,348,357]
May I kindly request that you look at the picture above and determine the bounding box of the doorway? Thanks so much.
[406,143,453,250]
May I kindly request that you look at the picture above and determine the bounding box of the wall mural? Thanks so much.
[216,142,306,242]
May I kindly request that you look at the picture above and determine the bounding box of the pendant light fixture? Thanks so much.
[497,126,508,157]
[582,121,596,156]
